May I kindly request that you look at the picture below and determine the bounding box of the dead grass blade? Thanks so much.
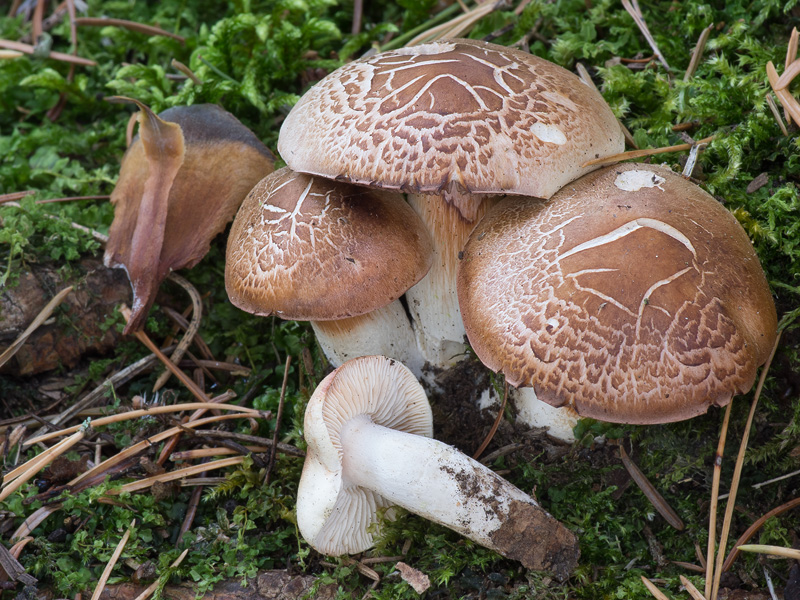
[784,28,799,123]
[90,519,134,600]
[0,190,34,203]
[0,49,23,58]
[765,93,790,136]
[74,17,185,42]
[153,273,202,392]
[774,58,800,90]
[265,355,292,485]
[722,496,800,571]
[0,286,73,369]
[0,429,86,503]
[641,576,671,600]
[36,195,110,203]
[704,400,732,600]
[4,429,84,484]
[473,381,508,460]
[685,24,713,81]
[11,505,60,541]
[131,548,189,600]
[619,444,684,530]
[72,413,252,486]
[171,58,202,85]
[0,39,96,66]
[620,0,670,72]
[736,544,800,560]
[32,0,45,45]
[407,0,497,46]
[710,332,782,600]
[109,456,245,495]
[170,446,270,460]
[24,402,261,446]
[582,136,715,167]
[680,575,706,600]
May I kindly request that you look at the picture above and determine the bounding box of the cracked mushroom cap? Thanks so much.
[296,355,433,555]
[457,163,777,424]
[225,167,433,320]
[278,38,623,205]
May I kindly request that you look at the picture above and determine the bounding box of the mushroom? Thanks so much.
[225,167,432,374]
[105,101,274,333]
[457,163,778,435]
[297,355,580,578]
[278,38,624,370]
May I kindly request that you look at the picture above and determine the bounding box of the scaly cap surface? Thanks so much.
[458,164,777,424]
[225,168,433,320]
[279,39,623,209]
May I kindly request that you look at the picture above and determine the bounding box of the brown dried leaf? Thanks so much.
[105,101,274,333]
[105,97,185,334]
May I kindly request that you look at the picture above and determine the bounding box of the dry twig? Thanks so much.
[0,286,73,370]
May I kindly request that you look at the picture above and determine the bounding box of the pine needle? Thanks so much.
[582,135,715,167]
[131,549,189,600]
[642,576,671,600]
[710,332,782,600]
[620,0,670,72]
[679,575,706,600]
[91,519,135,600]
[736,544,800,560]
[25,403,262,446]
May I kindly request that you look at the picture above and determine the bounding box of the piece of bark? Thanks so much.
[97,570,337,600]
[0,257,130,376]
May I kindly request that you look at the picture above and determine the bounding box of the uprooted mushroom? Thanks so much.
[457,163,778,440]
[296,355,580,579]
[225,167,433,376]
[278,38,624,373]
[105,100,275,333]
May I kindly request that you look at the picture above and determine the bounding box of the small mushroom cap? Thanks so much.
[458,164,777,424]
[297,355,433,555]
[278,38,623,202]
[225,167,433,320]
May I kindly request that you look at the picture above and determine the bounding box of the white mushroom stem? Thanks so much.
[310,300,424,378]
[405,194,494,371]
[512,388,580,444]
[338,414,579,575]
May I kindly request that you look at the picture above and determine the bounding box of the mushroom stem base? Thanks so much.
[340,416,579,577]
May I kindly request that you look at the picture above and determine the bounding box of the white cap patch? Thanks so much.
[614,170,667,192]
[530,122,567,145]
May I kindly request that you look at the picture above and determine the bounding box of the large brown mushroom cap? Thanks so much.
[278,38,623,205]
[225,167,433,320]
[458,164,777,424]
